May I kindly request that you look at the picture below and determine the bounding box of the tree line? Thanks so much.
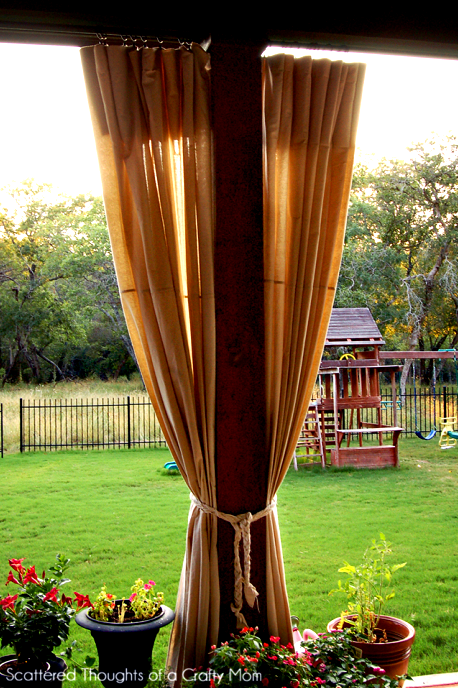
[1,135,457,386]
[0,181,138,385]
[336,135,458,389]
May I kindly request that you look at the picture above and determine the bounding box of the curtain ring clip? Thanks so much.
[96,33,108,46]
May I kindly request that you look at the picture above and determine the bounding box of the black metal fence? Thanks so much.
[8,387,458,454]
[357,386,458,437]
[19,397,167,452]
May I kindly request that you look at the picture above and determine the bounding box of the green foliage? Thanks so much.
[336,136,458,357]
[194,627,398,688]
[0,181,137,383]
[302,630,399,688]
[329,535,406,642]
[90,579,164,622]
[0,554,87,665]
[129,579,164,620]
[90,585,115,622]
[195,627,311,688]
[59,639,96,675]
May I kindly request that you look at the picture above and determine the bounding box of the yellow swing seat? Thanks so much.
[439,417,457,450]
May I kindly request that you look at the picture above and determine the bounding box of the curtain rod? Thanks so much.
[0,22,207,49]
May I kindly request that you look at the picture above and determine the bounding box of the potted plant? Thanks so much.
[189,625,399,688]
[75,577,174,688]
[327,534,415,682]
[0,554,91,688]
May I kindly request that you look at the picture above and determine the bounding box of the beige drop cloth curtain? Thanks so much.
[80,44,218,672]
[80,42,365,680]
[262,54,365,634]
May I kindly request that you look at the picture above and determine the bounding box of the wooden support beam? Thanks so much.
[380,351,457,359]
[212,40,269,642]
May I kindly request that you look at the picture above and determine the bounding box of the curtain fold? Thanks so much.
[80,42,365,681]
[262,54,365,636]
[80,42,219,676]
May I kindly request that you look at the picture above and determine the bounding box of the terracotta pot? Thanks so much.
[327,615,415,683]
[76,602,174,688]
[0,654,67,688]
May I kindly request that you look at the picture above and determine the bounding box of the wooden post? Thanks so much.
[212,39,269,641]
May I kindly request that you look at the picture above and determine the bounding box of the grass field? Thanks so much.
[0,439,457,685]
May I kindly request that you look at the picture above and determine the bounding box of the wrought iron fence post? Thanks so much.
[19,398,23,453]
[443,386,447,419]
[127,396,131,449]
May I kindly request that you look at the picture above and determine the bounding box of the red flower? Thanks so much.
[210,681,216,688]
[23,566,40,585]
[241,627,249,634]
[43,587,59,603]
[74,592,93,609]
[270,636,280,644]
[144,580,155,590]
[8,559,25,573]
[0,594,18,611]
[291,682,299,688]
[61,594,73,606]
[286,642,294,650]
[6,571,20,586]
[238,657,245,665]
[262,679,269,686]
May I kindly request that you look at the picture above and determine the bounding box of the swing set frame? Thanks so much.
[380,349,458,447]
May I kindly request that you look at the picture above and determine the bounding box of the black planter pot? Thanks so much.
[0,654,67,688]
[76,603,175,688]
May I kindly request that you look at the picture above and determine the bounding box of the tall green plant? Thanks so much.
[329,534,406,642]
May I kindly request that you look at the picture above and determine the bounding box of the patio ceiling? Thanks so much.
[0,11,457,58]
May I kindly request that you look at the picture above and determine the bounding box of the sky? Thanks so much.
[0,42,458,198]
[0,42,102,198]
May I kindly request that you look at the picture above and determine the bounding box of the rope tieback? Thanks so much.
[190,493,277,628]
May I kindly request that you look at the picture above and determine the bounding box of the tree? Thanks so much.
[336,136,458,392]
[0,182,138,384]
[62,196,140,379]
[0,182,83,382]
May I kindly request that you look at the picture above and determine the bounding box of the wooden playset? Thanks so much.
[294,308,403,469]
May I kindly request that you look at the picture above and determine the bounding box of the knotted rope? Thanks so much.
[190,493,277,628]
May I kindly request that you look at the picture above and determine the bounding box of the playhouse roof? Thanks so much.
[325,308,385,348]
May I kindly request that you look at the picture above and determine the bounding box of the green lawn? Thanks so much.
[0,440,457,684]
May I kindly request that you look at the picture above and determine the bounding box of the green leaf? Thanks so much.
[391,562,407,572]
[338,564,356,574]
